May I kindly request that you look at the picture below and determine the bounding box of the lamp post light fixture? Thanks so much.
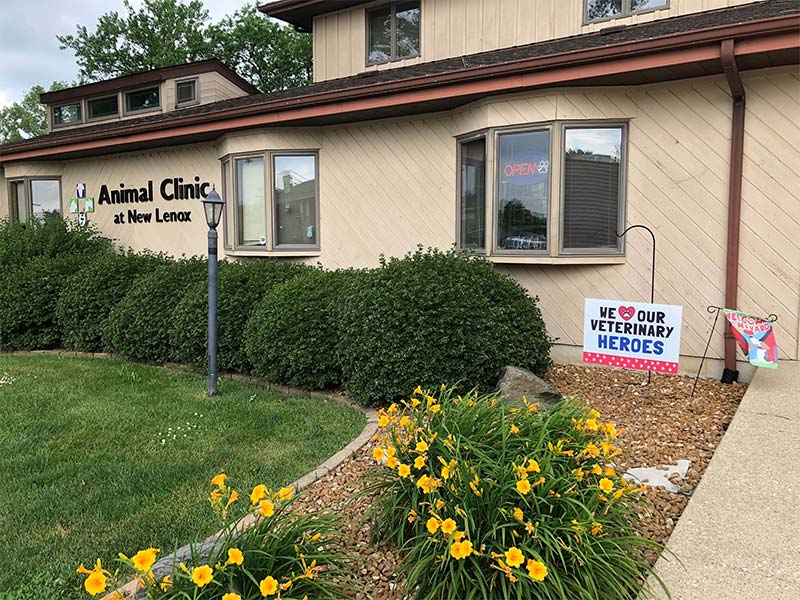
[202,186,225,397]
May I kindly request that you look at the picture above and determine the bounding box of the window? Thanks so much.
[52,102,82,126]
[586,0,668,22]
[9,180,27,222]
[9,178,61,222]
[236,157,267,247]
[229,151,320,252]
[175,79,197,106]
[458,136,486,252]
[562,127,624,252]
[87,95,119,120]
[456,122,627,259]
[274,154,318,247]
[368,1,421,65]
[125,86,160,113]
[496,129,551,252]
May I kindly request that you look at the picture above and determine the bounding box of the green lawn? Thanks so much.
[0,355,365,600]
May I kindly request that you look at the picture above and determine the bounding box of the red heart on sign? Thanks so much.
[618,306,636,321]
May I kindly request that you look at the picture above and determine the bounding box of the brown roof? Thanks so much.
[39,59,260,105]
[1,0,797,160]
[259,0,368,31]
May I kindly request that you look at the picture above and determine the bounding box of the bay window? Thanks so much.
[456,121,627,259]
[225,151,320,253]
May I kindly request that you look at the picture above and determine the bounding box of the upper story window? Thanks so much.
[586,0,668,23]
[87,95,119,120]
[8,178,62,223]
[125,86,160,113]
[368,1,421,65]
[53,102,82,127]
[175,79,198,107]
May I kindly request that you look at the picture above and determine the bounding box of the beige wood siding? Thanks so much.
[6,66,796,363]
[313,0,765,81]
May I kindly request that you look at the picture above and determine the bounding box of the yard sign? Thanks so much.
[724,309,778,368]
[583,298,683,374]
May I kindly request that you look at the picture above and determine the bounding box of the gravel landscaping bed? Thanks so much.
[293,364,748,599]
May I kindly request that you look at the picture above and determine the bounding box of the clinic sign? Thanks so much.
[583,298,683,374]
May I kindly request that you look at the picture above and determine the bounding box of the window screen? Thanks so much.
[562,127,624,251]
[176,80,197,105]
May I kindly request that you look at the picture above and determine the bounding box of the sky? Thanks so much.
[0,0,247,108]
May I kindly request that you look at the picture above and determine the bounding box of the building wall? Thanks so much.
[313,0,764,81]
[4,66,797,365]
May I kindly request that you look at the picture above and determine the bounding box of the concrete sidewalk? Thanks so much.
[646,362,800,599]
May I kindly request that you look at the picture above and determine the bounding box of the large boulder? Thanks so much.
[496,365,562,410]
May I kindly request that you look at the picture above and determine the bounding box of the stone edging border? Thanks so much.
[1,350,377,600]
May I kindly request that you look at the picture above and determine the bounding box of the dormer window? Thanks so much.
[52,102,82,127]
[367,1,421,65]
[175,78,198,107]
[586,0,669,23]
[125,86,160,113]
[87,95,119,120]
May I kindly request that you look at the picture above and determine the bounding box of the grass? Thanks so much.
[0,355,366,600]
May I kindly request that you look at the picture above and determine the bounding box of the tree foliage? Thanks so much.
[0,82,69,143]
[56,0,312,92]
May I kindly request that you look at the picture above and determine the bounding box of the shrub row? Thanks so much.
[0,221,552,404]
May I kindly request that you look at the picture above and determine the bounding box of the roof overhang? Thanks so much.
[259,0,367,31]
[2,14,797,163]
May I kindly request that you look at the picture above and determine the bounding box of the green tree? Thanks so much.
[0,82,69,143]
[209,3,312,91]
[57,0,214,81]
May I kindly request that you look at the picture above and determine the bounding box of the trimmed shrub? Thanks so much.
[56,251,167,352]
[170,259,309,372]
[103,258,206,362]
[245,268,356,390]
[367,387,665,600]
[0,218,112,269]
[0,255,83,350]
[338,248,552,406]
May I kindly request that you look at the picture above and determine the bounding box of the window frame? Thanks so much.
[175,77,199,108]
[492,123,554,257]
[123,85,161,115]
[559,122,628,256]
[86,93,120,121]
[366,1,422,66]
[583,0,670,25]
[223,149,321,255]
[8,176,63,223]
[51,101,83,128]
[456,130,489,254]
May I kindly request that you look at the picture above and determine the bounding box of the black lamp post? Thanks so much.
[202,187,225,397]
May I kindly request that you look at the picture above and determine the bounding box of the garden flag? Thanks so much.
[724,309,778,368]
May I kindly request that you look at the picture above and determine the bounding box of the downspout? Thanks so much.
[720,39,745,384]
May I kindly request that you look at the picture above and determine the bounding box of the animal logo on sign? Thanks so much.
[618,306,636,321]
[75,183,86,199]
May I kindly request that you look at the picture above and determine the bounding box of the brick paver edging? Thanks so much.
[2,350,377,600]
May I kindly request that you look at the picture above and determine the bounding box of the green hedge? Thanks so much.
[0,255,83,351]
[245,268,356,390]
[0,218,112,269]
[103,259,206,363]
[170,260,309,372]
[338,248,552,405]
[55,251,168,352]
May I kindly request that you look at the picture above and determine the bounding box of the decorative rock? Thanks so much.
[496,365,562,410]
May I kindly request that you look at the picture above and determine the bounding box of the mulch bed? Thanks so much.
[293,364,747,599]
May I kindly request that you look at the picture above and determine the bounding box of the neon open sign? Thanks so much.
[502,153,549,184]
